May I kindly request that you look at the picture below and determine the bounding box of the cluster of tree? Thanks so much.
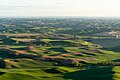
[71,60,120,68]
[93,61,120,66]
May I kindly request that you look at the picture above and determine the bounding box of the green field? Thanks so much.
[0,17,120,80]
[0,66,120,80]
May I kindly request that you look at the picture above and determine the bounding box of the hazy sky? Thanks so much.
[0,0,120,17]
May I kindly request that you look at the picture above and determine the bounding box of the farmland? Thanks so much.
[0,17,120,80]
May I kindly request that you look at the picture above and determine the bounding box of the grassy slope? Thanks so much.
[0,67,78,80]
[0,38,120,80]
[0,66,120,80]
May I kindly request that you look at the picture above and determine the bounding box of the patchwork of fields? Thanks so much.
[0,18,120,80]
[0,33,119,80]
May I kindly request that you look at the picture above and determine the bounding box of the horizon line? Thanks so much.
[0,16,120,18]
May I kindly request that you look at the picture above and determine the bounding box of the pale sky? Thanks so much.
[0,0,120,17]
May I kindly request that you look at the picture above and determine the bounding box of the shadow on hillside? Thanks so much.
[0,60,6,68]
[0,49,36,59]
[0,51,18,59]
[113,59,120,62]
[63,67,115,80]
